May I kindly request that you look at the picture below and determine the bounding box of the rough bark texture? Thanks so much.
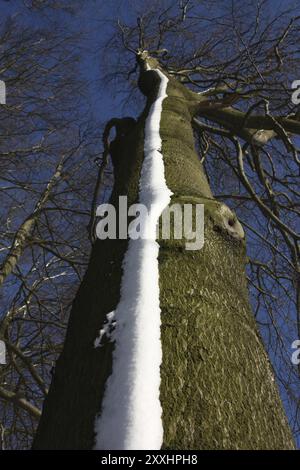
[32,64,295,450]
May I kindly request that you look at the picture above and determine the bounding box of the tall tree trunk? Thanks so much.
[32,59,295,450]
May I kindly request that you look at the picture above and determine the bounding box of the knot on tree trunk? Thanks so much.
[211,203,245,241]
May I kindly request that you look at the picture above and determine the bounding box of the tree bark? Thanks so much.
[32,63,295,450]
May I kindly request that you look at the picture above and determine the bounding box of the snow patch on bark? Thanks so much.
[94,311,116,348]
[94,69,172,450]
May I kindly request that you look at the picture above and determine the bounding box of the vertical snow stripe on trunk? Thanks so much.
[94,69,172,450]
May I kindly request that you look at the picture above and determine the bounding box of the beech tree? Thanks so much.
[2,0,300,450]
[0,7,102,449]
